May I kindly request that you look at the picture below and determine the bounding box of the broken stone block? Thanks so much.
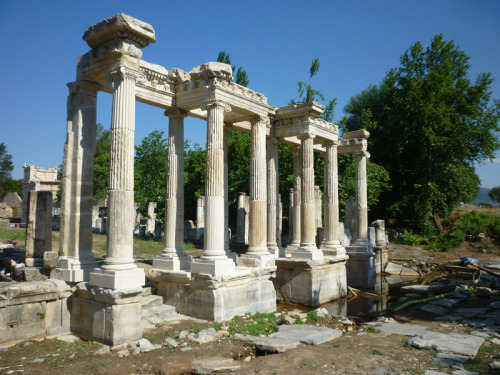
[43,251,59,269]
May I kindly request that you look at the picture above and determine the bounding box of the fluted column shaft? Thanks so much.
[248,118,269,255]
[162,109,187,257]
[299,133,317,250]
[355,152,369,242]
[323,141,341,246]
[202,102,229,260]
[266,138,279,254]
[223,126,230,252]
[103,68,137,271]
[291,147,302,246]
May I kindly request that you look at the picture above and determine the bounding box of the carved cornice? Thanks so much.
[274,101,324,119]
[343,129,370,139]
[189,62,233,82]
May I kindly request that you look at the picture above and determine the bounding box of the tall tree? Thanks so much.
[92,124,110,204]
[344,34,500,231]
[0,143,14,188]
[217,50,249,87]
[134,130,168,219]
[489,186,500,203]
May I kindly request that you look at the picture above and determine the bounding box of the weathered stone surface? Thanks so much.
[409,331,485,357]
[490,361,500,370]
[377,322,428,336]
[419,304,450,315]
[138,338,155,352]
[428,298,460,309]
[234,334,298,353]
[192,357,241,373]
[401,283,457,295]
[162,337,178,348]
[192,328,218,344]
[431,352,469,366]
[384,262,403,275]
[43,251,59,269]
[271,325,342,345]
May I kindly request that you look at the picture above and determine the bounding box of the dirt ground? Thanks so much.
[1,206,499,375]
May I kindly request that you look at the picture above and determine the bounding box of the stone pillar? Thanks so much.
[288,146,302,250]
[89,67,144,289]
[354,151,370,245]
[236,192,247,244]
[293,133,322,260]
[153,108,191,271]
[288,188,293,246]
[266,137,279,257]
[196,195,204,240]
[321,141,345,257]
[315,186,322,229]
[191,101,235,275]
[57,82,98,281]
[25,191,53,267]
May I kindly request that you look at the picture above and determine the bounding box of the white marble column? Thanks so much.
[196,195,204,240]
[321,140,345,256]
[294,132,323,260]
[57,81,98,282]
[353,151,371,246]
[153,108,192,271]
[266,137,280,257]
[191,101,235,275]
[89,67,144,289]
[288,146,302,250]
[247,117,269,257]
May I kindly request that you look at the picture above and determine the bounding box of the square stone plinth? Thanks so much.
[89,267,145,289]
[274,256,348,306]
[148,267,276,321]
[345,246,376,289]
[70,283,143,346]
[190,258,235,276]
[152,255,192,272]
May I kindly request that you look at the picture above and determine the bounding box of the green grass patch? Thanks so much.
[368,349,385,355]
[363,326,381,333]
[225,311,283,337]
[464,342,499,374]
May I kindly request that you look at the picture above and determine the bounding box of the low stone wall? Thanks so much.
[0,279,71,344]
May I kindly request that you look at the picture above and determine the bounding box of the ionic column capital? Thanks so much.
[354,151,370,159]
[164,107,188,118]
[298,131,316,141]
[323,140,341,148]
[110,66,139,82]
[250,115,269,125]
[201,100,231,113]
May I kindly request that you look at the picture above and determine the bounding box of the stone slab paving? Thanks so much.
[420,304,450,315]
[192,357,241,373]
[270,325,342,345]
[234,334,298,353]
[408,331,485,357]
[376,322,428,336]
[428,298,461,308]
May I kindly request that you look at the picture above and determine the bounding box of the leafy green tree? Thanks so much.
[92,124,110,204]
[0,143,14,188]
[184,141,206,221]
[134,130,168,219]
[344,34,500,231]
[217,50,249,87]
[489,186,500,203]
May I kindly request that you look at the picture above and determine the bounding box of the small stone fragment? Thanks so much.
[32,358,45,363]
[162,338,178,348]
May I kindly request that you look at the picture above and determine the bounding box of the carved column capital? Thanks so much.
[110,66,139,82]
[354,151,370,159]
[164,107,188,118]
[297,131,316,141]
[201,100,231,113]
[322,139,341,148]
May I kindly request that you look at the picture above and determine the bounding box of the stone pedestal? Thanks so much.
[71,282,142,346]
[148,267,276,322]
[345,247,375,288]
[274,255,348,306]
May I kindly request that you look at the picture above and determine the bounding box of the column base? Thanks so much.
[190,257,235,276]
[320,244,346,258]
[291,248,323,261]
[89,267,145,289]
[71,282,142,346]
[54,257,98,283]
[239,253,276,270]
[274,256,348,306]
[153,255,192,272]
[345,243,375,289]
[148,267,276,321]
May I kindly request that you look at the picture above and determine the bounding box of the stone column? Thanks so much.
[266,137,279,257]
[321,141,345,257]
[294,132,323,260]
[224,125,237,263]
[25,191,53,267]
[353,151,370,245]
[236,192,247,244]
[288,146,302,250]
[57,81,98,282]
[153,108,191,271]
[89,67,144,289]
[196,195,204,240]
[315,186,322,229]
[191,101,235,275]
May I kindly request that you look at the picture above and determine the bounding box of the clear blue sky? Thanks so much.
[1,1,499,187]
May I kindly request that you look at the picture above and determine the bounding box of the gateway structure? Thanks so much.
[56,14,375,345]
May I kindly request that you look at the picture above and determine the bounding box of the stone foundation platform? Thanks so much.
[70,283,143,346]
[148,266,277,321]
[274,256,348,306]
[345,246,376,289]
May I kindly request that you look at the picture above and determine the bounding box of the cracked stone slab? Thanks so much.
[234,334,298,353]
[192,357,241,373]
[431,352,469,367]
[420,304,450,315]
[409,331,485,357]
[270,325,342,345]
[377,322,428,337]
[454,307,489,316]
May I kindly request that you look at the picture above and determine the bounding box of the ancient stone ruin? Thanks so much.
[0,14,388,347]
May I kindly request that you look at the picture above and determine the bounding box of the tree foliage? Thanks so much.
[343,34,500,230]
[134,130,168,219]
[489,186,500,203]
[0,143,14,187]
[217,50,249,87]
[92,124,110,204]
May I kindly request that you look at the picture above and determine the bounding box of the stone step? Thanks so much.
[141,295,163,309]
